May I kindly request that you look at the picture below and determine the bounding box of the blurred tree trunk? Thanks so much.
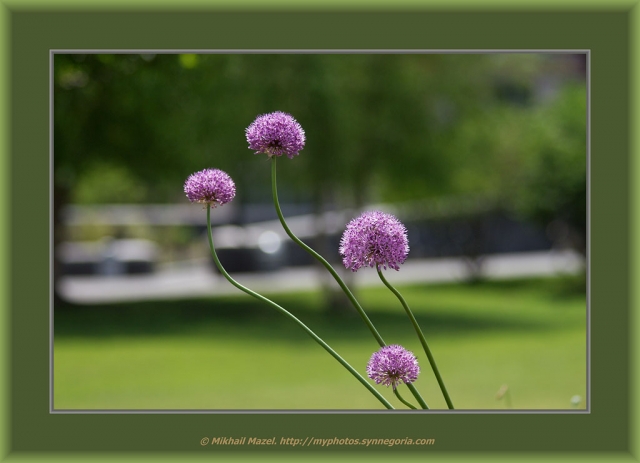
[312,184,355,317]
[463,216,486,284]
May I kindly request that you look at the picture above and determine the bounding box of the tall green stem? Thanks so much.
[270,157,428,410]
[206,205,394,410]
[270,158,385,345]
[378,270,454,410]
[405,383,428,409]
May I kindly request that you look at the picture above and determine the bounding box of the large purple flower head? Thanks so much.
[367,344,420,390]
[245,111,306,159]
[184,168,236,207]
[339,211,409,272]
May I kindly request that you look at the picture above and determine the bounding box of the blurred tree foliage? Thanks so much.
[515,84,586,252]
[54,53,586,246]
[444,79,586,252]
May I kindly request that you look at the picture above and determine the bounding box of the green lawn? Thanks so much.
[54,276,586,410]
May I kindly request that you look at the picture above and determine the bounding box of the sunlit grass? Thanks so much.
[54,276,586,410]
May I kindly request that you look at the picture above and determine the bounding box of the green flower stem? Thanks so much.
[271,157,429,410]
[271,157,385,346]
[404,383,428,410]
[378,270,454,410]
[393,388,418,410]
[206,205,394,410]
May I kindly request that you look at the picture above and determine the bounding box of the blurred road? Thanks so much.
[57,250,585,305]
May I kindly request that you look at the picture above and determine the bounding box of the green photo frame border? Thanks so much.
[1,2,638,462]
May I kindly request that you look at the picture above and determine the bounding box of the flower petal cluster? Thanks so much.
[184,168,236,207]
[367,344,420,390]
[339,211,409,272]
[245,111,306,159]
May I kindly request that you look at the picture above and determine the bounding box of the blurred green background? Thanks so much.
[53,53,587,410]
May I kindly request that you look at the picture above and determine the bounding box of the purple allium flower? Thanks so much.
[339,211,409,272]
[245,111,306,159]
[184,168,236,207]
[367,344,420,390]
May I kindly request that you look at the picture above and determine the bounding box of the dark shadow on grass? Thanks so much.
[55,293,555,344]
[391,274,586,300]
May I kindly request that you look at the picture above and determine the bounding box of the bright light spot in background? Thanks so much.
[258,231,281,254]
[179,54,199,69]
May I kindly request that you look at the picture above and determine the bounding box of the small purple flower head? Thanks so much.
[339,211,409,272]
[184,168,236,207]
[245,111,306,159]
[367,344,420,390]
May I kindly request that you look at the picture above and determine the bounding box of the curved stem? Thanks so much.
[271,157,386,346]
[393,388,418,410]
[206,205,394,410]
[271,158,429,410]
[378,270,454,410]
